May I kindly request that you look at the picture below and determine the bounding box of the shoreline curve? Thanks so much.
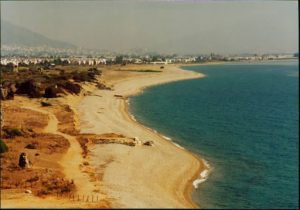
[77,64,210,208]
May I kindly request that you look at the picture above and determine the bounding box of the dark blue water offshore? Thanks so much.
[129,60,299,209]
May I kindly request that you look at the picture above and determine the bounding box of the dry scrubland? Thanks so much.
[1,64,207,208]
[1,65,116,207]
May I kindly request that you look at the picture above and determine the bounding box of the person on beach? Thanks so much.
[18,152,30,169]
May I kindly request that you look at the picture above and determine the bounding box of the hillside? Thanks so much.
[1,21,76,49]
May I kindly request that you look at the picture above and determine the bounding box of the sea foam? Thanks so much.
[193,160,211,189]
[162,135,172,141]
[130,114,137,122]
[193,169,209,189]
[173,142,185,150]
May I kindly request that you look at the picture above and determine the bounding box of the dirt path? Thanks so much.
[23,105,98,194]
[0,105,107,208]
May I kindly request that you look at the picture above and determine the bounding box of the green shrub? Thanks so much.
[0,139,8,153]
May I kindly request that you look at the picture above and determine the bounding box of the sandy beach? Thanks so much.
[1,64,209,208]
[77,64,209,208]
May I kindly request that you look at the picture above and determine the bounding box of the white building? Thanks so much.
[150,61,168,65]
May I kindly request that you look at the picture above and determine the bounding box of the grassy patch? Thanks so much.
[116,69,162,73]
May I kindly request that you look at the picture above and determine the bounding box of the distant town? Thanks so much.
[0,46,298,70]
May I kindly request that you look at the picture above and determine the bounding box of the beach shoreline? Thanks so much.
[0,64,210,208]
[123,93,207,208]
[77,64,210,208]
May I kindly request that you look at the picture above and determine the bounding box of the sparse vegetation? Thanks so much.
[37,177,75,196]
[115,55,124,64]
[0,63,15,72]
[58,81,81,95]
[1,65,104,100]
[25,143,38,149]
[115,69,162,73]
[15,79,43,98]
[0,139,8,153]
[2,127,23,138]
[26,176,39,183]
[44,86,58,98]
[138,69,162,72]
[96,82,112,90]
[72,68,101,82]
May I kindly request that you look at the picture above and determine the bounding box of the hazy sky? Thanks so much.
[1,0,298,54]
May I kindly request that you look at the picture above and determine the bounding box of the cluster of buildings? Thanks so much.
[0,57,108,67]
[223,54,297,61]
[0,53,297,68]
[0,55,199,67]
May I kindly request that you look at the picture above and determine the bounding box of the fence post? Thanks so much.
[86,195,89,202]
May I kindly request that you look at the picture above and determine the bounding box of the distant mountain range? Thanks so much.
[1,21,76,49]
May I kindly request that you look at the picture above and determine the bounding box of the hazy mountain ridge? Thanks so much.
[1,21,76,49]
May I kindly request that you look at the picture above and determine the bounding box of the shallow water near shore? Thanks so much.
[129,60,299,208]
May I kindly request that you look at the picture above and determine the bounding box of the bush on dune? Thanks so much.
[88,67,102,75]
[72,69,101,82]
[58,81,81,95]
[16,79,43,98]
[44,86,58,98]
[72,72,92,82]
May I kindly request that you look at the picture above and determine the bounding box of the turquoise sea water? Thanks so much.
[129,60,299,209]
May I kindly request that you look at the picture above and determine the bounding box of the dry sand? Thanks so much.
[77,64,209,208]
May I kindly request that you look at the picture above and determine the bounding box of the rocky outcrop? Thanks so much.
[143,141,154,146]
[79,133,152,147]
